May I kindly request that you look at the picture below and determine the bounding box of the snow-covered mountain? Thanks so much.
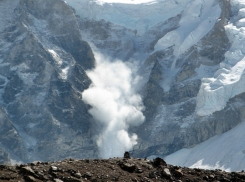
[0,0,245,171]
[66,0,245,171]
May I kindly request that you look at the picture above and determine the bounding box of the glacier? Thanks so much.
[196,0,245,116]
[63,0,245,172]
[154,0,221,60]
[74,0,245,118]
[65,0,191,35]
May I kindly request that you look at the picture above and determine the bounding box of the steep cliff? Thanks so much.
[0,0,96,163]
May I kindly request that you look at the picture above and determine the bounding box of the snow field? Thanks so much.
[165,121,245,172]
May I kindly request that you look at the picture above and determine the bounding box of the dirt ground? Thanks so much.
[0,156,244,182]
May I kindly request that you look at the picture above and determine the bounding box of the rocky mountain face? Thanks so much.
[0,0,244,171]
[0,0,97,163]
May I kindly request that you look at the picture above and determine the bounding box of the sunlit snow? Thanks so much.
[65,0,191,35]
[155,0,221,66]
[165,121,245,172]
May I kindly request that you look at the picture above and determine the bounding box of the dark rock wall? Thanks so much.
[0,0,97,163]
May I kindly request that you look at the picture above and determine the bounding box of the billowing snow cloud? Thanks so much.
[82,51,145,158]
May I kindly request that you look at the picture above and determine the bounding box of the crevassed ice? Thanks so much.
[196,0,245,116]
[155,0,221,62]
[65,0,191,35]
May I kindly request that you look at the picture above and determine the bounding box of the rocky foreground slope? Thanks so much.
[0,157,244,182]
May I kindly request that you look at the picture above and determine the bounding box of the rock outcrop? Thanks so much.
[0,0,96,163]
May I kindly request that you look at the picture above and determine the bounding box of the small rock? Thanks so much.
[50,171,58,178]
[135,168,143,173]
[143,177,153,182]
[54,179,64,182]
[31,161,41,166]
[20,166,35,175]
[85,159,90,163]
[74,172,82,178]
[203,176,209,180]
[132,178,138,182]
[209,174,215,179]
[149,172,156,179]
[83,172,92,178]
[66,177,82,182]
[50,166,58,171]
[194,168,202,172]
[221,177,230,182]
[24,175,37,182]
[35,171,45,179]
[153,157,167,166]
[68,169,76,174]
[162,168,171,177]
[174,169,183,177]
[120,162,136,173]
[148,166,153,170]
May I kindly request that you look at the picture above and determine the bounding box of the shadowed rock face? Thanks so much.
[0,0,96,163]
[0,107,24,163]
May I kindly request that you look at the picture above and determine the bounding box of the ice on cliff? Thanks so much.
[196,0,245,116]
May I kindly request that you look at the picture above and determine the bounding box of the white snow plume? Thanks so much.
[82,52,145,158]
